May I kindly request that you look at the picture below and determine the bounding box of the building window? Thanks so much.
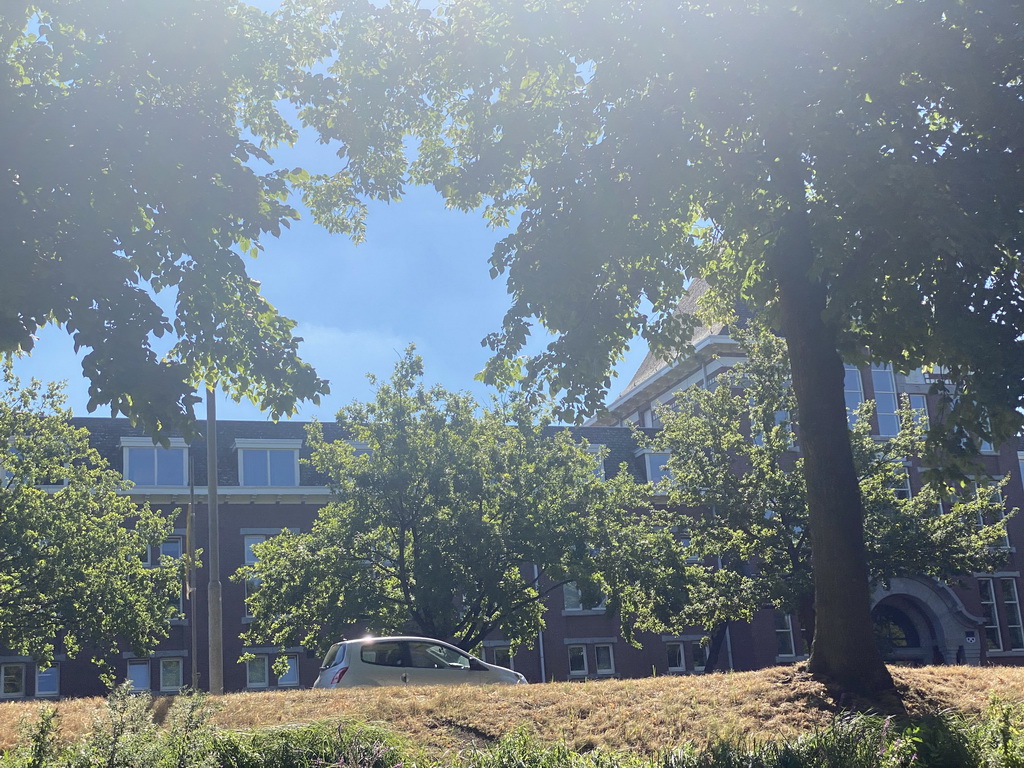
[567,645,588,676]
[562,582,604,613]
[586,445,606,479]
[970,481,1009,547]
[870,365,899,437]
[127,659,150,692]
[35,664,59,697]
[907,394,929,429]
[666,643,685,672]
[161,536,184,612]
[159,658,183,692]
[234,439,303,487]
[844,365,864,425]
[891,468,912,501]
[645,452,671,484]
[595,644,615,675]
[246,656,269,688]
[277,654,299,687]
[775,613,796,657]
[1001,579,1024,651]
[122,441,188,487]
[690,640,709,673]
[1,664,25,698]
[492,646,513,670]
[244,535,267,613]
[978,578,1003,652]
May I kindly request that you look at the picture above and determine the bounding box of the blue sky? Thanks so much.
[11,148,650,425]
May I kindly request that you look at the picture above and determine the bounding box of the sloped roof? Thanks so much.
[619,279,752,398]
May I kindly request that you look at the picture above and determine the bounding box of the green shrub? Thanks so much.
[211,721,406,768]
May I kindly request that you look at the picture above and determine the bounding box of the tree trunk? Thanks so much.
[702,622,730,674]
[767,148,894,697]
[796,591,816,655]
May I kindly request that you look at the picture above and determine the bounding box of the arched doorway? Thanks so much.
[871,595,941,665]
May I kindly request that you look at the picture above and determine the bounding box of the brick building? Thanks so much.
[3,323,1023,697]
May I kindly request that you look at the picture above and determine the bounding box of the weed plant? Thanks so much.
[1,688,1023,767]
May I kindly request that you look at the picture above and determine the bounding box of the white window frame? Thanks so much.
[567,645,588,677]
[246,655,269,688]
[586,444,606,480]
[243,534,268,615]
[595,644,615,675]
[120,438,189,487]
[690,640,709,673]
[775,613,796,658]
[127,659,151,692]
[870,364,900,437]
[159,658,183,692]
[666,642,685,672]
[35,664,59,697]
[491,646,514,671]
[907,394,929,430]
[635,449,671,486]
[844,365,864,426]
[233,439,302,487]
[979,578,1003,652]
[1,663,25,698]
[161,536,184,612]
[1001,578,1024,651]
[277,654,300,687]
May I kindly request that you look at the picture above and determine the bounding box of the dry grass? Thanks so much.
[2,665,1022,756]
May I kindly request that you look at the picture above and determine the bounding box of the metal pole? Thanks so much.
[206,388,224,694]
[188,454,199,690]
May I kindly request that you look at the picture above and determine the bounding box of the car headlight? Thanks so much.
[515,672,527,684]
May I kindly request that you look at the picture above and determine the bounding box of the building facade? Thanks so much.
[3,332,1023,697]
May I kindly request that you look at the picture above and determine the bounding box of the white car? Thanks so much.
[312,636,526,687]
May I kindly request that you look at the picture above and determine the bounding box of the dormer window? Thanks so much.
[121,438,188,487]
[233,439,302,487]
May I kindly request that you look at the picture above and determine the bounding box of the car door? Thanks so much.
[403,640,478,686]
[355,640,409,685]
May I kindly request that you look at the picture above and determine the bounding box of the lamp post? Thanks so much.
[206,387,224,694]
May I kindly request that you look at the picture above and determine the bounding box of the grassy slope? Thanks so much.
[1,665,1022,755]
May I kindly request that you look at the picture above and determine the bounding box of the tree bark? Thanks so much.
[767,147,894,697]
[702,622,730,674]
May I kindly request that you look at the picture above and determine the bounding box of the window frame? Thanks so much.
[1,663,25,698]
[120,438,189,487]
[233,439,303,487]
[35,663,59,698]
[870,364,900,437]
[774,613,797,658]
[127,659,151,692]
[1000,578,1024,652]
[159,658,183,693]
[843,364,865,426]
[979,578,1003,652]
[594,644,615,675]
[567,645,588,677]
[246,656,269,688]
[277,654,300,687]
[666,642,685,672]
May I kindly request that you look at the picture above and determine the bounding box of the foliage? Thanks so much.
[1,0,328,438]
[238,347,647,652]
[284,0,1023,692]
[212,722,403,768]
[646,326,1010,640]
[0,365,179,669]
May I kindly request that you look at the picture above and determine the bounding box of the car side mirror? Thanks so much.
[469,658,488,671]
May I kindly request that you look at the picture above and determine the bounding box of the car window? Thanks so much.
[360,641,405,667]
[321,643,346,668]
[407,641,471,669]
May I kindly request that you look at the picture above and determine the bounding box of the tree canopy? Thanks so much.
[0,364,180,670]
[1,0,329,438]
[238,348,645,653]
[281,0,1023,694]
[645,327,1010,652]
